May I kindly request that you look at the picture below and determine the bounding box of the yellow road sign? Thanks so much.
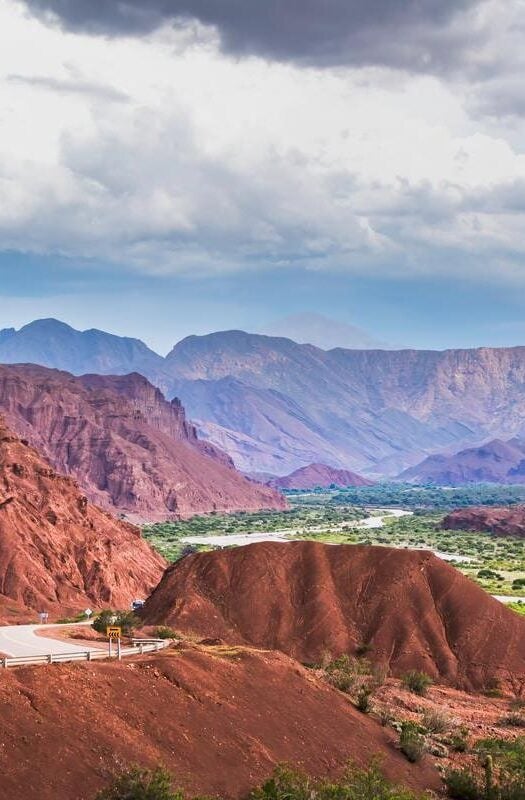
[106,626,121,639]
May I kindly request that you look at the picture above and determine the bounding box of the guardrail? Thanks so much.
[1,638,170,669]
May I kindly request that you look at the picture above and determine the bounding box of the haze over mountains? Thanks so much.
[402,438,525,485]
[5,319,525,476]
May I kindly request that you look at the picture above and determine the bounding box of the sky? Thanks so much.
[2,0,525,352]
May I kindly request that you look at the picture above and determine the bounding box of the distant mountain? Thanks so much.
[261,312,390,350]
[0,318,170,390]
[400,438,525,484]
[267,463,373,490]
[7,320,525,477]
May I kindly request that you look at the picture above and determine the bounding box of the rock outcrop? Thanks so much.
[0,365,285,519]
[0,417,165,614]
[141,540,525,691]
[443,506,525,537]
[268,462,373,489]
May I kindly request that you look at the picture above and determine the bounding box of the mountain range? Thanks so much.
[401,438,525,484]
[5,319,525,476]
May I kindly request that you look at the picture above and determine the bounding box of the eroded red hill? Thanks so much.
[268,462,373,489]
[0,645,440,800]
[443,506,525,536]
[0,418,165,614]
[141,540,525,691]
[0,364,285,519]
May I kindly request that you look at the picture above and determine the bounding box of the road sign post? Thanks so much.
[106,626,121,658]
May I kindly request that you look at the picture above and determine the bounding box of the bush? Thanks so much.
[355,686,373,713]
[444,768,481,800]
[155,627,181,640]
[92,609,140,636]
[324,654,368,693]
[422,709,452,734]
[449,726,470,753]
[401,671,433,696]
[248,759,425,800]
[400,722,426,763]
[96,766,183,800]
[501,713,525,728]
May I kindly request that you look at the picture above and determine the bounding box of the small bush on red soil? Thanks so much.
[92,609,140,636]
[401,671,433,697]
[399,722,426,763]
[96,766,183,800]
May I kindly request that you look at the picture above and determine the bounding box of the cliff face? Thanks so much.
[0,365,285,519]
[443,506,525,537]
[0,418,165,614]
[142,540,525,691]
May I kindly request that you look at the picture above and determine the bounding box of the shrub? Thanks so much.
[422,709,452,734]
[155,627,181,640]
[444,768,481,800]
[449,726,470,753]
[400,722,426,763]
[501,713,525,728]
[355,686,373,713]
[401,670,433,696]
[324,654,368,693]
[96,766,184,800]
[248,759,425,800]
[92,609,140,636]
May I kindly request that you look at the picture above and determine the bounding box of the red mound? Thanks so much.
[142,540,525,691]
[0,364,285,519]
[443,506,525,537]
[268,462,373,489]
[0,646,440,800]
[0,418,165,614]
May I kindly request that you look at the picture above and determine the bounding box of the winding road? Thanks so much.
[0,621,99,658]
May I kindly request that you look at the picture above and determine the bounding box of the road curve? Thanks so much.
[0,621,100,657]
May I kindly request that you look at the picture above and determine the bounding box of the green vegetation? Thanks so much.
[154,626,182,640]
[97,762,425,800]
[96,766,183,800]
[399,722,426,763]
[445,738,525,799]
[92,609,140,636]
[289,482,525,510]
[401,670,433,696]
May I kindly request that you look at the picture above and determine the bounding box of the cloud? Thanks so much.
[8,73,129,102]
[21,0,483,72]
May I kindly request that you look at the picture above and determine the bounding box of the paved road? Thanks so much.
[0,621,101,657]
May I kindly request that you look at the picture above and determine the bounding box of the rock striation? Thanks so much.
[0,417,165,613]
[0,364,285,519]
[141,540,525,691]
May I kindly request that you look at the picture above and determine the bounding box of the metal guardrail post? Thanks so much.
[47,654,52,664]
[87,651,92,661]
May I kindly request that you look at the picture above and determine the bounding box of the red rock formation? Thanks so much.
[0,646,441,800]
[0,417,165,614]
[268,462,373,489]
[400,438,525,484]
[0,365,285,519]
[141,540,525,691]
[443,506,525,537]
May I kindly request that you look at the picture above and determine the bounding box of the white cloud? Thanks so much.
[1,0,525,282]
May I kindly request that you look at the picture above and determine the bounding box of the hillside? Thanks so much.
[0,417,165,614]
[268,462,373,489]
[141,540,525,691]
[0,365,285,519]
[443,506,525,537]
[0,645,440,800]
[400,438,525,484]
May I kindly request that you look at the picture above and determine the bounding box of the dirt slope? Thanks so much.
[0,645,441,800]
[141,540,525,691]
[0,364,285,519]
[0,417,165,614]
[268,462,373,489]
[443,506,525,537]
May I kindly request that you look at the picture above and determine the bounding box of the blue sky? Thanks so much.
[2,1,525,352]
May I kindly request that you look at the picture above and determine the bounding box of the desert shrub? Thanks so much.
[92,609,140,636]
[401,670,433,696]
[400,722,426,763]
[356,642,373,657]
[422,709,452,734]
[379,708,395,727]
[371,664,389,687]
[449,726,470,753]
[355,686,373,713]
[324,654,368,693]
[96,766,184,800]
[483,677,503,698]
[248,759,424,800]
[444,768,481,800]
[155,627,181,640]
[501,713,525,728]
